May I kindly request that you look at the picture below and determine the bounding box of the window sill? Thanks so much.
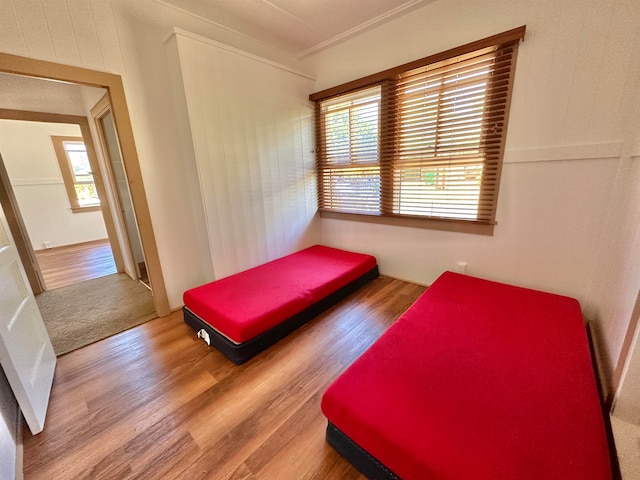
[319,210,495,236]
[71,205,101,213]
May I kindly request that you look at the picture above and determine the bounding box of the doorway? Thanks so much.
[0,108,123,293]
[0,118,118,291]
[0,113,156,355]
[91,94,149,287]
[0,52,169,316]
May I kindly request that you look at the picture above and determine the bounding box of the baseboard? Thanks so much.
[379,273,430,288]
[34,238,110,252]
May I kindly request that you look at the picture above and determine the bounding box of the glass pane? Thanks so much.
[393,163,482,219]
[351,102,379,164]
[67,151,92,179]
[325,109,350,164]
[321,166,380,213]
[322,86,380,167]
[74,183,100,206]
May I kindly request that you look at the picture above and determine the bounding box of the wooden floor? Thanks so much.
[24,276,426,480]
[35,239,117,290]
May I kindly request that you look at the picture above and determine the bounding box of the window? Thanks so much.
[312,27,525,235]
[319,86,381,213]
[51,136,101,213]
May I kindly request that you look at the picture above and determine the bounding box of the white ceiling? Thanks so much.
[155,0,433,57]
[0,73,105,117]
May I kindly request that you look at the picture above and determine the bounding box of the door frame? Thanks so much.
[90,93,140,281]
[0,109,127,282]
[0,52,170,316]
[0,152,45,294]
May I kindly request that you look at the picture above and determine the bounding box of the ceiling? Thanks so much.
[0,73,105,117]
[155,0,433,57]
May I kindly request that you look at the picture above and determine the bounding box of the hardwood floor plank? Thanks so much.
[246,390,332,477]
[228,463,255,480]
[82,427,200,480]
[308,455,368,480]
[28,365,217,479]
[35,239,117,290]
[177,360,334,479]
[24,276,426,479]
[49,318,194,398]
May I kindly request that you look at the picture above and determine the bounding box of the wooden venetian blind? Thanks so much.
[313,26,525,231]
[317,86,382,213]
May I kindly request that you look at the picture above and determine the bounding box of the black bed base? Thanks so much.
[326,422,400,480]
[184,265,379,365]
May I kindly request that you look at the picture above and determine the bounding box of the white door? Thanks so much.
[0,198,55,434]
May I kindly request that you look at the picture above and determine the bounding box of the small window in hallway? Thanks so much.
[51,136,100,212]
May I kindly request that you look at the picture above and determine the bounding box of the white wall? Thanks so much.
[0,120,108,248]
[301,0,640,393]
[109,1,314,302]
[167,31,317,279]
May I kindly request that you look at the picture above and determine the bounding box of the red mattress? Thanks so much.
[322,272,612,480]
[183,245,377,344]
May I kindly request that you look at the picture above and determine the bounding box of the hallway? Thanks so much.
[34,239,155,356]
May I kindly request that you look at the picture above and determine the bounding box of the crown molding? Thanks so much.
[166,28,315,80]
[296,0,428,58]
[153,0,429,60]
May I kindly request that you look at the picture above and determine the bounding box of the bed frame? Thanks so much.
[183,265,378,364]
[321,272,617,479]
[183,245,379,364]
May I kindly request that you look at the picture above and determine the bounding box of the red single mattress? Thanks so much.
[183,245,377,344]
[322,272,612,480]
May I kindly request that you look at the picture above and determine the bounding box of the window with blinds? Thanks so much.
[312,27,525,235]
[318,86,381,213]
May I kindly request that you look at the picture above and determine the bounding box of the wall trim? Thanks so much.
[154,0,427,60]
[503,141,624,164]
[166,28,316,81]
[11,178,63,186]
[382,272,430,288]
[34,237,110,252]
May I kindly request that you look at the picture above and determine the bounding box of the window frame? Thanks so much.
[311,26,526,236]
[51,135,101,213]
[317,85,383,214]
